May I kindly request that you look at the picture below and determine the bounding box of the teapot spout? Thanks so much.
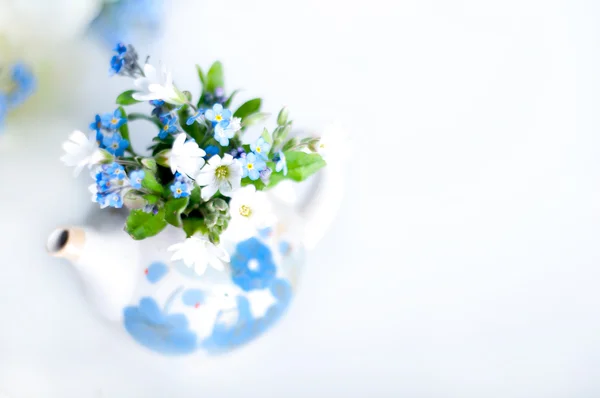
[47,226,141,322]
[47,227,86,262]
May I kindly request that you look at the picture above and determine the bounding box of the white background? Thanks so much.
[1,0,600,397]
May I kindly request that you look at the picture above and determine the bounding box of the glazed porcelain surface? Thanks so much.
[48,174,337,356]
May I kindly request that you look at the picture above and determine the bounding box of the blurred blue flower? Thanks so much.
[159,114,178,139]
[7,63,35,108]
[204,104,232,126]
[250,137,271,161]
[230,146,246,159]
[186,109,205,125]
[114,42,127,55]
[230,237,277,291]
[241,152,267,181]
[123,297,197,355]
[129,169,145,189]
[273,151,288,175]
[110,54,124,75]
[89,114,103,132]
[90,0,163,48]
[204,145,220,159]
[0,95,7,131]
[102,133,129,156]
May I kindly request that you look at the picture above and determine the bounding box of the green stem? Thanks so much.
[128,113,162,128]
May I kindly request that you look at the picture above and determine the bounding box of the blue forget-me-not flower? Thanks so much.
[204,104,232,126]
[101,109,126,130]
[241,152,267,181]
[103,132,129,156]
[273,151,288,176]
[250,137,271,161]
[129,169,145,189]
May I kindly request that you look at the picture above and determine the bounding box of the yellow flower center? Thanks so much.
[215,165,229,179]
[247,163,254,170]
[111,118,119,124]
[256,147,261,153]
[176,188,182,194]
[215,114,223,122]
[163,124,169,130]
[112,143,119,149]
[239,205,252,217]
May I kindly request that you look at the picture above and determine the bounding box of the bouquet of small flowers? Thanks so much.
[60,43,326,273]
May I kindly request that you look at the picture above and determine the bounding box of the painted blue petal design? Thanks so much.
[182,289,206,307]
[258,227,272,238]
[145,262,168,283]
[230,237,277,291]
[123,297,197,355]
[201,279,293,354]
[278,241,291,255]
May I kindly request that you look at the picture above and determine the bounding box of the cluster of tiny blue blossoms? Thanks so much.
[109,43,141,77]
[89,108,129,156]
[62,42,325,246]
[0,62,36,130]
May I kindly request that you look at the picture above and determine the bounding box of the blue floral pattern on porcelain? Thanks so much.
[230,237,277,291]
[121,231,302,356]
[123,297,197,355]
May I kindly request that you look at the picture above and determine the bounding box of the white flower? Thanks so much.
[60,130,109,176]
[315,122,353,161]
[167,133,206,177]
[132,64,187,105]
[168,236,230,276]
[195,154,243,201]
[228,185,275,239]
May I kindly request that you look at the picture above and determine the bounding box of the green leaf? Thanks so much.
[127,112,161,129]
[268,151,326,187]
[242,112,269,129]
[206,61,224,93]
[196,64,206,86]
[261,128,273,145]
[141,170,164,195]
[143,194,160,205]
[189,186,202,205]
[178,107,202,142]
[242,178,266,190]
[182,217,208,238]
[125,209,167,240]
[234,98,262,120]
[223,89,240,108]
[118,107,131,144]
[164,197,190,227]
[141,158,157,173]
[282,137,299,151]
[116,90,141,105]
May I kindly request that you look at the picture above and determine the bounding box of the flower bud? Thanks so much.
[205,213,218,227]
[123,190,146,210]
[141,158,157,172]
[212,198,228,212]
[277,107,289,126]
[155,150,170,168]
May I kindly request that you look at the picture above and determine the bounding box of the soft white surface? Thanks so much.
[1,0,600,397]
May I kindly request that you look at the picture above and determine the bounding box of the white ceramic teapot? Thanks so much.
[46,164,341,356]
